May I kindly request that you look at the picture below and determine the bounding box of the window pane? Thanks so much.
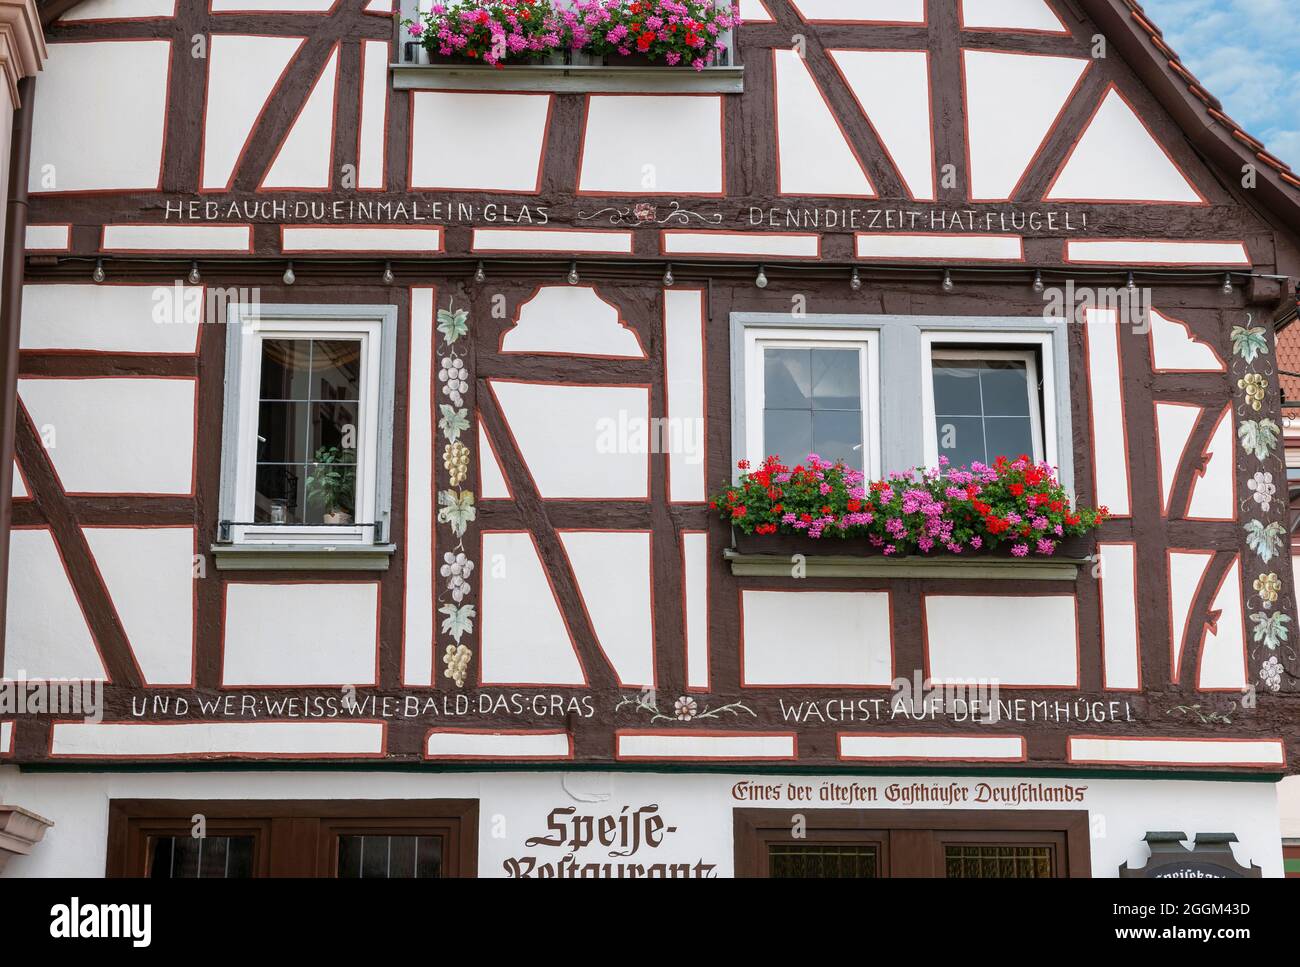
[764,408,813,464]
[768,843,879,878]
[932,364,982,416]
[984,416,1035,463]
[979,361,1032,416]
[310,340,362,402]
[310,401,360,458]
[337,835,443,878]
[416,836,444,877]
[254,464,306,524]
[944,844,1054,878]
[813,410,864,470]
[259,339,311,400]
[148,836,254,879]
[935,415,987,466]
[763,348,811,408]
[810,348,861,410]
[257,401,309,465]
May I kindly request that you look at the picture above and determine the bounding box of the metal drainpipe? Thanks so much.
[0,75,37,664]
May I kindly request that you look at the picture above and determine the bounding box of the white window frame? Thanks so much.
[742,326,881,477]
[920,332,1056,472]
[220,304,397,549]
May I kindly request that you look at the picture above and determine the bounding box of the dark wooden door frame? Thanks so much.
[107,799,479,878]
[733,808,1091,878]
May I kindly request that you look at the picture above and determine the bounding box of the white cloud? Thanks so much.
[1140,0,1300,167]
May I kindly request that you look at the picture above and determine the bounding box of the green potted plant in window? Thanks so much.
[307,445,357,526]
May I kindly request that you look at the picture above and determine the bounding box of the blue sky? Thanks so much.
[1139,0,1300,169]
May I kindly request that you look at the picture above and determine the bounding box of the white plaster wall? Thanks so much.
[0,768,1284,878]
[1280,775,1300,840]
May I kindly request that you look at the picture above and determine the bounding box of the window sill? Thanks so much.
[391,62,744,94]
[722,548,1087,581]
[212,543,397,572]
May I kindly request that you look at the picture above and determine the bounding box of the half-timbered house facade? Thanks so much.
[0,0,1298,878]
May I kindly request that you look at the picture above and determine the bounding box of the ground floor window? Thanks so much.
[733,809,1090,878]
[107,800,478,878]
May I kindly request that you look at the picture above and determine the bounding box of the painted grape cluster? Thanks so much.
[435,302,477,688]
[1232,318,1294,692]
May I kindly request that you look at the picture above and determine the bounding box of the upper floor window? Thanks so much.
[218,305,398,567]
[925,350,1046,467]
[742,327,880,474]
[731,315,1070,487]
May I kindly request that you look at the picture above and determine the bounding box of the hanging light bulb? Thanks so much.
[663,263,675,287]
[188,261,201,285]
[382,261,395,285]
[1222,273,1234,296]
[942,269,954,293]
[850,267,862,291]
[92,259,105,284]
[567,261,580,285]
[1032,270,1044,293]
[755,265,768,289]
[1126,271,1136,291]
[283,261,296,286]
[474,261,487,284]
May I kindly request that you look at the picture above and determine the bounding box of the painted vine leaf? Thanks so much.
[439,603,477,643]
[1230,324,1269,363]
[437,488,476,537]
[1250,610,1291,650]
[437,307,469,344]
[439,405,470,443]
[1238,418,1280,461]
[1244,519,1286,564]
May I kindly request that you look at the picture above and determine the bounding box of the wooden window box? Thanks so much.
[724,533,1093,581]
[391,60,744,94]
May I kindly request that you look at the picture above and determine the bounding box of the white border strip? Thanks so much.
[425,730,573,760]
[1065,239,1250,266]
[682,532,710,690]
[403,288,435,686]
[1068,736,1285,768]
[1084,308,1132,516]
[855,233,1024,261]
[102,224,252,253]
[25,225,71,252]
[838,734,1026,761]
[49,721,386,759]
[281,226,444,254]
[1097,543,1140,689]
[616,731,796,760]
[662,231,820,259]
[471,228,634,254]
